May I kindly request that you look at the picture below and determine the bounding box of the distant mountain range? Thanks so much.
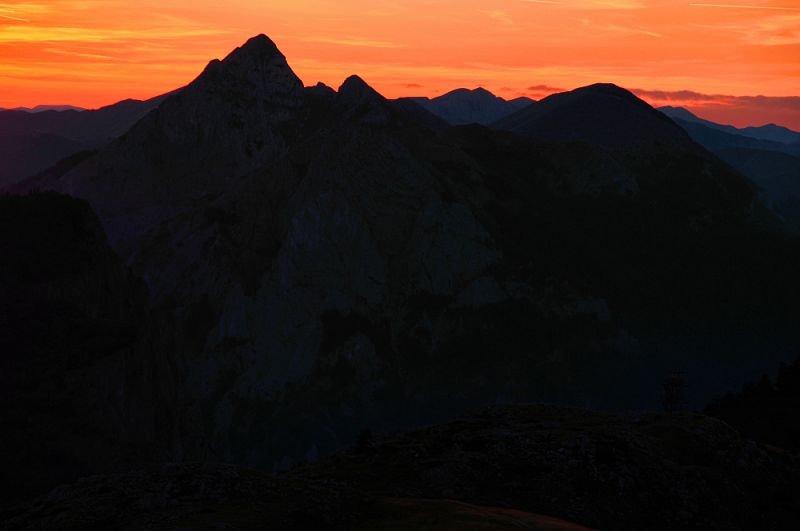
[0,94,173,188]
[659,106,800,230]
[0,105,86,113]
[660,106,800,145]
[399,87,534,125]
[3,35,800,526]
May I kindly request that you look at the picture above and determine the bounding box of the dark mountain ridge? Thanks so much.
[4,34,800,512]
[659,107,800,231]
[660,105,800,145]
[400,87,534,125]
[494,83,694,150]
[0,92,172,188]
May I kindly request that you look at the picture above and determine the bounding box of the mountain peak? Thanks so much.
[232,33,281,58]
[495,82,691,148]
[338,75,381,98]
[575,83,639,102]
[190,34,302,101]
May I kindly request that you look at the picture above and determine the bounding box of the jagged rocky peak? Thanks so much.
[190,33,304,103]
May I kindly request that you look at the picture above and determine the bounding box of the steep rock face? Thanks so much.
[16,35,800,474]
[52,34,305,254]
[0,194,178,504]
[24,37,507,467]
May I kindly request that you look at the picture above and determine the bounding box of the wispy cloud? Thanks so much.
[522,0,644,8]
[0,13,29,22]
[580,18,663,37]
[689,3,800,11]
[0,25,227,43]
[691,12,800,45]
[478,9,515,26]
[302,36,406,49]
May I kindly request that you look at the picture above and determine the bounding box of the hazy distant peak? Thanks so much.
[442,87,493,97]
[658,106,700,122]
[6,105,85,113]
[404,87,534,126]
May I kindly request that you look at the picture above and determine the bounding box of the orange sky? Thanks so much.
[1,1,799,127]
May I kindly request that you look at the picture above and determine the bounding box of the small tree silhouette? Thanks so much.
[663,370,688,412]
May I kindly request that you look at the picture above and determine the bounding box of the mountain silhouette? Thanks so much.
[4,34,800,513]
[660,106,800,145]
[494,83,694,149]
[3,105,85,113]
[660,107,800,230]
[401,87,534,125]
[0,94,171,188]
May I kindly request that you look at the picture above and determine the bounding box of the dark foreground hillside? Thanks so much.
[3,406,797,530]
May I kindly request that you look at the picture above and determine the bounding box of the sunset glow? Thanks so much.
[1,0,799,127]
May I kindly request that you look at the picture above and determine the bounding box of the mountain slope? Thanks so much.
[660,106,800,145]
[494,84,694,149]
[9,34,800,476]
[0,93,170,187]
[0,132,87,188]
[402,88,534,125]
[658,109,800,230]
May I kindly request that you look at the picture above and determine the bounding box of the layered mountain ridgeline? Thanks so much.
[660,106,800,146]
[400,88,534,125]
[1,106,86,113]
[0,193,179,505]
[4,406,797,530]
[0,94,172,188]
[6,33,800,479]
[659,106,800,230]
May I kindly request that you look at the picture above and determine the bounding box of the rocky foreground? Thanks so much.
[3,405,797,530]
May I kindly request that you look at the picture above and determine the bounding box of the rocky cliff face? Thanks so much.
[13,34,800,474]
[0,193,178,504]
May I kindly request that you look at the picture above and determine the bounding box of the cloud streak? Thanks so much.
[689,3,800,11]
[632,88,800,129]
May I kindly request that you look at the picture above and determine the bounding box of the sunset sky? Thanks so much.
[1,1,799,128]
